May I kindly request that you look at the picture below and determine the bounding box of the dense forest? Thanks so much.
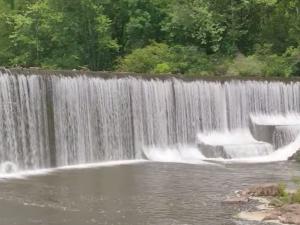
[0,0,299,77]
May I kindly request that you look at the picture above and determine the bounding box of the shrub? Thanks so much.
[153,63,171,74]
[118,42,172,74]
[291,189,300,203]
[262,55,291,77]
[168,45,216,75]
[227,54,265,76]
[278,182,288,197]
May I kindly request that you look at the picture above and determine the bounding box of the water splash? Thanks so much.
[204,134,300,163]
[0,161,18,174]
[142,145,206,164]
[197,130,274,159]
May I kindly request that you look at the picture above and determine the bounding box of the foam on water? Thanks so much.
[0,161,18,174]
[0,160,146,180]
[143,145,207,164]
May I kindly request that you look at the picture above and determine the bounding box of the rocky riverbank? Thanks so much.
[224,183,300,225]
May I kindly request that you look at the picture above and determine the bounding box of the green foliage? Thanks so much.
[163,0,224,53]
[1,0,119,70]
[274,179,300,205]
[262,55,292,77]
[278,182,288,197]
[0,0,299,75]
[118,42,171,73]
[154,63,171,74]
[291,189,300,203]
[228,55,265,77]
[168,45,217,75]
[118,43,225,75]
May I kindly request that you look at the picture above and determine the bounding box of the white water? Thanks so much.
[143,145,206,163]
[208,134,300,163]
[1,69,300,173]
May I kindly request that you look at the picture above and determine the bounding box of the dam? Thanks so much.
[0,69,300,172]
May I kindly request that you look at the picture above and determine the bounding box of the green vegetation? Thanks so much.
[271,179,300,206]
[0,0,299,77]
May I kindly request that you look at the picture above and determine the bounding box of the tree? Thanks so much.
[5,0,119,70]
[162,0,225,53]
[102,0,168,53]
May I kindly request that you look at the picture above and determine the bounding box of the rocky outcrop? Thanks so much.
[233,183,300,225]
[246,183,281,197]
[224,183,280,204]
[263,204,300,225]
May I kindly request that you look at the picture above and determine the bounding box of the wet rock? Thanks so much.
[247,183,281,197]
[281,204,300,214]
[263,209,281,221]
[263,204,300,224]
[223,196,249,204]
[288,150,300,162]
[236,189,250,197]
[280,212,300,225]
[269,198,285,207]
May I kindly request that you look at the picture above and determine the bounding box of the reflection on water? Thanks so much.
[0,162,299,225]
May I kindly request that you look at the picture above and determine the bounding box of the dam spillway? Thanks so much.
[0,69,300,172]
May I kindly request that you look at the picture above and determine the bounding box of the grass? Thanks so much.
[270,179,300,207]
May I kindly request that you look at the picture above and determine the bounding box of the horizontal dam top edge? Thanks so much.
[1,67,300,83]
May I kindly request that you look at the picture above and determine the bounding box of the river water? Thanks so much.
[0,161,299,225]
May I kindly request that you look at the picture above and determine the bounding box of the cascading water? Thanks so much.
[1,69,300,173]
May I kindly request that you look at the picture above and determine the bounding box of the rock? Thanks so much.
[281,204,300,213]
[270,198,285,207]
[279,212,300,225]
[236,189,250,197]
[263,204,300,224]
[238,211,270,221]
[288,150,300,162]
[263,209,281,221]
[247,183,281,197]
[223,196,249,204]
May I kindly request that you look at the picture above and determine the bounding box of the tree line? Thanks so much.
[0,0,299,77]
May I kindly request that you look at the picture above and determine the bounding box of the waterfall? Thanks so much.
[0,69,300,172]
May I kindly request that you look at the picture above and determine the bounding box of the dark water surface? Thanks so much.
[0,162,300,225]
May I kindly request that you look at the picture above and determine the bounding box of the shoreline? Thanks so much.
[224,184,300,225]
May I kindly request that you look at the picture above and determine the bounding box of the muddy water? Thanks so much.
[0,162,299,225]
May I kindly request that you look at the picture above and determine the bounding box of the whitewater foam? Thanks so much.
[205,134,300,163]
[142,145,208,164]
[0,160,146,180]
